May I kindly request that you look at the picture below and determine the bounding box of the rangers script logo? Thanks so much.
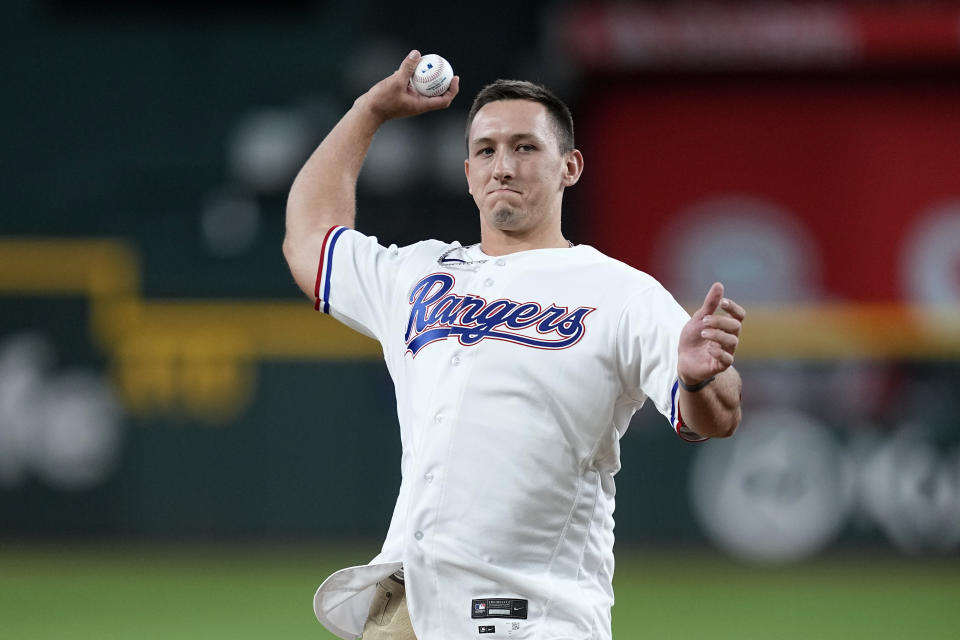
[405,273,594,356]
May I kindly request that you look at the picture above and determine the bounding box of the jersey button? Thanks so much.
[495,258,506,266]
[414,530,424,541]
[451,355,460,366]
[424,472,434,483]
[483,278,494,287]
[434,413,444,424]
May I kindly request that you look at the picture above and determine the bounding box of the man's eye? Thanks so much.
[517,144,535,152]
[477,148,494,157]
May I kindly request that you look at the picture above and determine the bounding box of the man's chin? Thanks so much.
[492,208,522,229]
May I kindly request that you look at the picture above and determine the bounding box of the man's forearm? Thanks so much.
[282,96,384,298]
[285,96,383,241]
[678,367,742,438]
[281,51,458,300]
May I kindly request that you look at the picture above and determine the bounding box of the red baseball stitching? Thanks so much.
[415,58,446,85]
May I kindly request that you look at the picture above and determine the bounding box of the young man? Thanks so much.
[284,50,744,640]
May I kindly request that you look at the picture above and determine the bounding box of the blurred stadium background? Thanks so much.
[2,0,959,638]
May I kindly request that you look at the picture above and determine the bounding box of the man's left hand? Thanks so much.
[678,282,746,386]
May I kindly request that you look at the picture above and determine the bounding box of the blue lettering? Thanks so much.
[403,274,593,356]
[405,274,454,341]
[504,303,543,329]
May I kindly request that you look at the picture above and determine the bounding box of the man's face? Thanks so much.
[465,100,576,235]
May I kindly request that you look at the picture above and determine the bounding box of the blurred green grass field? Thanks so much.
[1,542,958,639]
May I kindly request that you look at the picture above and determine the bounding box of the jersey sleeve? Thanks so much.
[313,226,421,343]
[616,283,708,443]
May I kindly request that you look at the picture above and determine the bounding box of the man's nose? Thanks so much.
[492,150,515,181]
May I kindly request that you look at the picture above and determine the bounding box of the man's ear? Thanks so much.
[464,158,472,194]
[562,149,584,188]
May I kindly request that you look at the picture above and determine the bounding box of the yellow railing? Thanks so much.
[2,238,958,419]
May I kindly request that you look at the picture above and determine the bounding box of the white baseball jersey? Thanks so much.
[310,226,703,640]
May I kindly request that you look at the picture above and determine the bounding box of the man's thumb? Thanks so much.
[700,282,724,317]
[401,50,421,75]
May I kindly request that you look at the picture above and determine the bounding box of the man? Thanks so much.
[283,50,744,640]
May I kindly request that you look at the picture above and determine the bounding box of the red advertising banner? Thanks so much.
[556,3,960,71]
[577,81,960,305]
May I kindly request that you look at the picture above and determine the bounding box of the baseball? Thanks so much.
[411,54,454,97]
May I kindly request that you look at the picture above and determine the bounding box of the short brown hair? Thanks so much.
[465,80,575,154]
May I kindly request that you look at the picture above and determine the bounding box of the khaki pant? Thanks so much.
[362,577,417,640]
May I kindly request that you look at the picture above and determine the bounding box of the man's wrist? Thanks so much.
[678,374,716,393]
[352,94,389,130]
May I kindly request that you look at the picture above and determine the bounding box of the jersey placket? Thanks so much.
[407,255,514,636]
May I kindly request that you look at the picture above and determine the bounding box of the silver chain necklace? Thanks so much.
[437,241,574,270]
